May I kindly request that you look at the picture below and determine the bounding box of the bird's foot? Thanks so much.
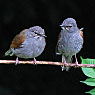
[33,58,37,65]
[75,55,79,67]
[61,60,67,71]
[15,57,19,65]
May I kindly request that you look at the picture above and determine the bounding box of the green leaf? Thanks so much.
[85,88,95,95]
[80,78,95,86]
[80,57,95,78]
[80,57,95,64]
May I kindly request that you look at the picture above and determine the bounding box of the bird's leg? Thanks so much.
[33,58,37,64]
[75,54,78,66]
[61,55,67,71]
[62,55,67,64]
[15,57,19,65]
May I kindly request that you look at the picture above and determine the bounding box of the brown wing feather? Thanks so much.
[56,32,61,55]
[58,32,61,41]
[80,30,83,38]
[79,29,84,44]
[11,29,28,48]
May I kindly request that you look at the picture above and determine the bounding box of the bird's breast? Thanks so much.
[59,32,83,56]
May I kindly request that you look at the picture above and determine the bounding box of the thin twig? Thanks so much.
[0,60,95,68]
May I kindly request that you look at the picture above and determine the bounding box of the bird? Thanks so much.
[56,18,83,71]
[5,26,46,64]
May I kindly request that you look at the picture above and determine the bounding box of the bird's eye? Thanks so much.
[33,31,42,36]
[64,25,72,32]
[65,25,72,28]
[33,31,39,35]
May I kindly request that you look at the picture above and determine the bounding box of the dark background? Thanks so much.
[0,0,94,95]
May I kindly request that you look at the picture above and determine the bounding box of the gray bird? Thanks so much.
[56,18,83,71]
[5,26,46,64]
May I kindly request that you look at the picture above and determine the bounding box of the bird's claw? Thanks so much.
[33,58,37,65]
[15,57,19,65]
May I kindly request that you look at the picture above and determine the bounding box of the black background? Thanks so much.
[0,0,95,95]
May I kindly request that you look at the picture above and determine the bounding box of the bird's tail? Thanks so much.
[61,55,72,71]
[5,48,13,56]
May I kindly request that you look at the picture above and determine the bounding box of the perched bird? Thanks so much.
[56,18,83,71]
[5,26,46,64]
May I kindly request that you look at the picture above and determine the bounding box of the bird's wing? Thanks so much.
[56,32,62,55]
[79,28,84,43]
[10,29,28,49]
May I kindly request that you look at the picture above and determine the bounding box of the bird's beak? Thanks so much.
[59,24,64,27]
[42,35,47,37]
[59,24,66,28]
[60,24,66,30]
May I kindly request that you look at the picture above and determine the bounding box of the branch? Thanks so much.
[0,60,95,68]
